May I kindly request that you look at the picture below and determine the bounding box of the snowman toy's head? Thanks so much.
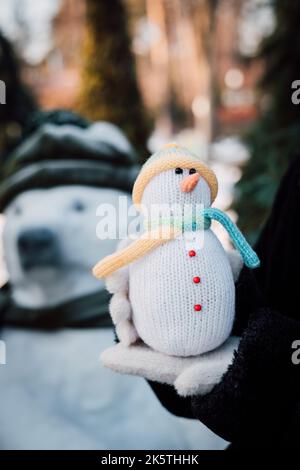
[132,143,218,213]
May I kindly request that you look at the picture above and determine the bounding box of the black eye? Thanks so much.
[175,167,183,174]
[189,168,196,175]
[72,200,85,212]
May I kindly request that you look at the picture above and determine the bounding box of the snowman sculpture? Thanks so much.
[94,144,259,387]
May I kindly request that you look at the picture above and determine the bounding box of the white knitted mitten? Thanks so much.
[100,248,242,396]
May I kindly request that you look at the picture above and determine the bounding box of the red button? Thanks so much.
[189,250,196,257]
[194,304,202,311]
[193,276,200,284]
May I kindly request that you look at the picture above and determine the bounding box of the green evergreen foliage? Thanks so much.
[234,0,300,242]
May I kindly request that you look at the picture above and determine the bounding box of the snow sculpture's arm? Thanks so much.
[105,238,139,346]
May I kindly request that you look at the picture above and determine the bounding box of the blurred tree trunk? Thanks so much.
[190,0,219,144]
[77,0,150,160]
[206,0,219,142]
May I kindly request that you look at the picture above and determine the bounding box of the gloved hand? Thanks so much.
[189,306,300,446]
[100,242,243,397]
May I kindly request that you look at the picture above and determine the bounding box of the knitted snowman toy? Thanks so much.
[94,144,259,372]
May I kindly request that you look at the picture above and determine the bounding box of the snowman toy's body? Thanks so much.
[129,163,235,357]
[130,230,235,357]
[93,144,260,359]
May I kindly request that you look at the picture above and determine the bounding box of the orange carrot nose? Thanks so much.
[180,172,200,192]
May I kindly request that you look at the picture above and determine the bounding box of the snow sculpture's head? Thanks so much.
[0,110,138,309]
[132,143,218,211]
[3,186,129,309]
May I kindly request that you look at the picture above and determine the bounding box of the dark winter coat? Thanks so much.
[148,155,300,449]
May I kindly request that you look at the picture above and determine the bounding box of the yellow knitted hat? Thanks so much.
[132,143,218,207]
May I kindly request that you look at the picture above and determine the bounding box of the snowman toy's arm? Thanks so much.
[105,238,139,346]
[226,249,243,282]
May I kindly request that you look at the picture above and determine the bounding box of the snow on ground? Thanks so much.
[0,328,227,450]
